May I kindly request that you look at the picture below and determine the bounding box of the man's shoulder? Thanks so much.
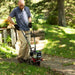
[24,6,29,10]
[13,7,19,11]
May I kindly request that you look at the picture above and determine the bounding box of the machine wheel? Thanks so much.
[36,61,40,66]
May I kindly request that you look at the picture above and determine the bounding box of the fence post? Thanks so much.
[3,29,7,43]
[11,29,16,47]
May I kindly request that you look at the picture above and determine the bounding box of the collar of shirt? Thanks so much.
[18,7,24,12]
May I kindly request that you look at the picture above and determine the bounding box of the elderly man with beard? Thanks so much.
[7,0,32,63]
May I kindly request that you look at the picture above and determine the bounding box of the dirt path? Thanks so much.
[41,55,75,75]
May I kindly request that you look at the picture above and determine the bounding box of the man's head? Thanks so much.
[18,0,25,10]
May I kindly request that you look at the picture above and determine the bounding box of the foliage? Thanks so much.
[0,19,9,28]
[46,11,58,25]
[65,0,75,27]
[43,24,75,58]
[0,0,75,27]
[32,23,44,30]
[6,35,11,43]
[31,0,75,27]
[0,43,17,58]
[31,0,58,25]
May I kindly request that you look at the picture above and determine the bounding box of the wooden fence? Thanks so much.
[0,28,17,47]
[0,28,45,48]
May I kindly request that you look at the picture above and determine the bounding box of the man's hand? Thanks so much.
[28,17,32,28]
[28,22,32,28]
[14,24,20,30]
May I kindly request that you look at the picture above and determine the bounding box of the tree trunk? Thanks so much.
[57,0,66,26]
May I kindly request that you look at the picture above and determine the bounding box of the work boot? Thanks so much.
[24,58,30,63]
[17,58,25,63]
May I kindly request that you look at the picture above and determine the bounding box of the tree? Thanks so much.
[57,0,66,26]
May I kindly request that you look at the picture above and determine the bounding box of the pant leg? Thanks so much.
[15,30,21,54]
[16,30,31,60]
[23,31,31,60]
[17,30,27,59]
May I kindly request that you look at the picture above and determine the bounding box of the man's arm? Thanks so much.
[7,16,19,30]
[28,17,32,28]
[7,16,16,25]
[7,8,16,25]
[28,17,32,23]
[26,7,32,23]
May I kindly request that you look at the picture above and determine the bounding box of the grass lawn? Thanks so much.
[43,24,75,58]
[0,61,50,75]
[0,43,17,58]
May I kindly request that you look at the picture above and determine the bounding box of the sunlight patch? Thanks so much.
[69,40,75,44]
[32,0,43,3]
[59,44,66,48]
[45,40,48,44]
[60,27,75,34]
[69,47,73,50]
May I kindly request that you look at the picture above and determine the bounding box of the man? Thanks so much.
[7,0,32,63]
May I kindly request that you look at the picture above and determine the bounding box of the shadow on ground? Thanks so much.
[43,25,75,58]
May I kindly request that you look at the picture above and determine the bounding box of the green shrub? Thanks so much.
[67,17,75,28]
[32,24,38,30]
[46,11,58,25]
[6,35,11,43]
